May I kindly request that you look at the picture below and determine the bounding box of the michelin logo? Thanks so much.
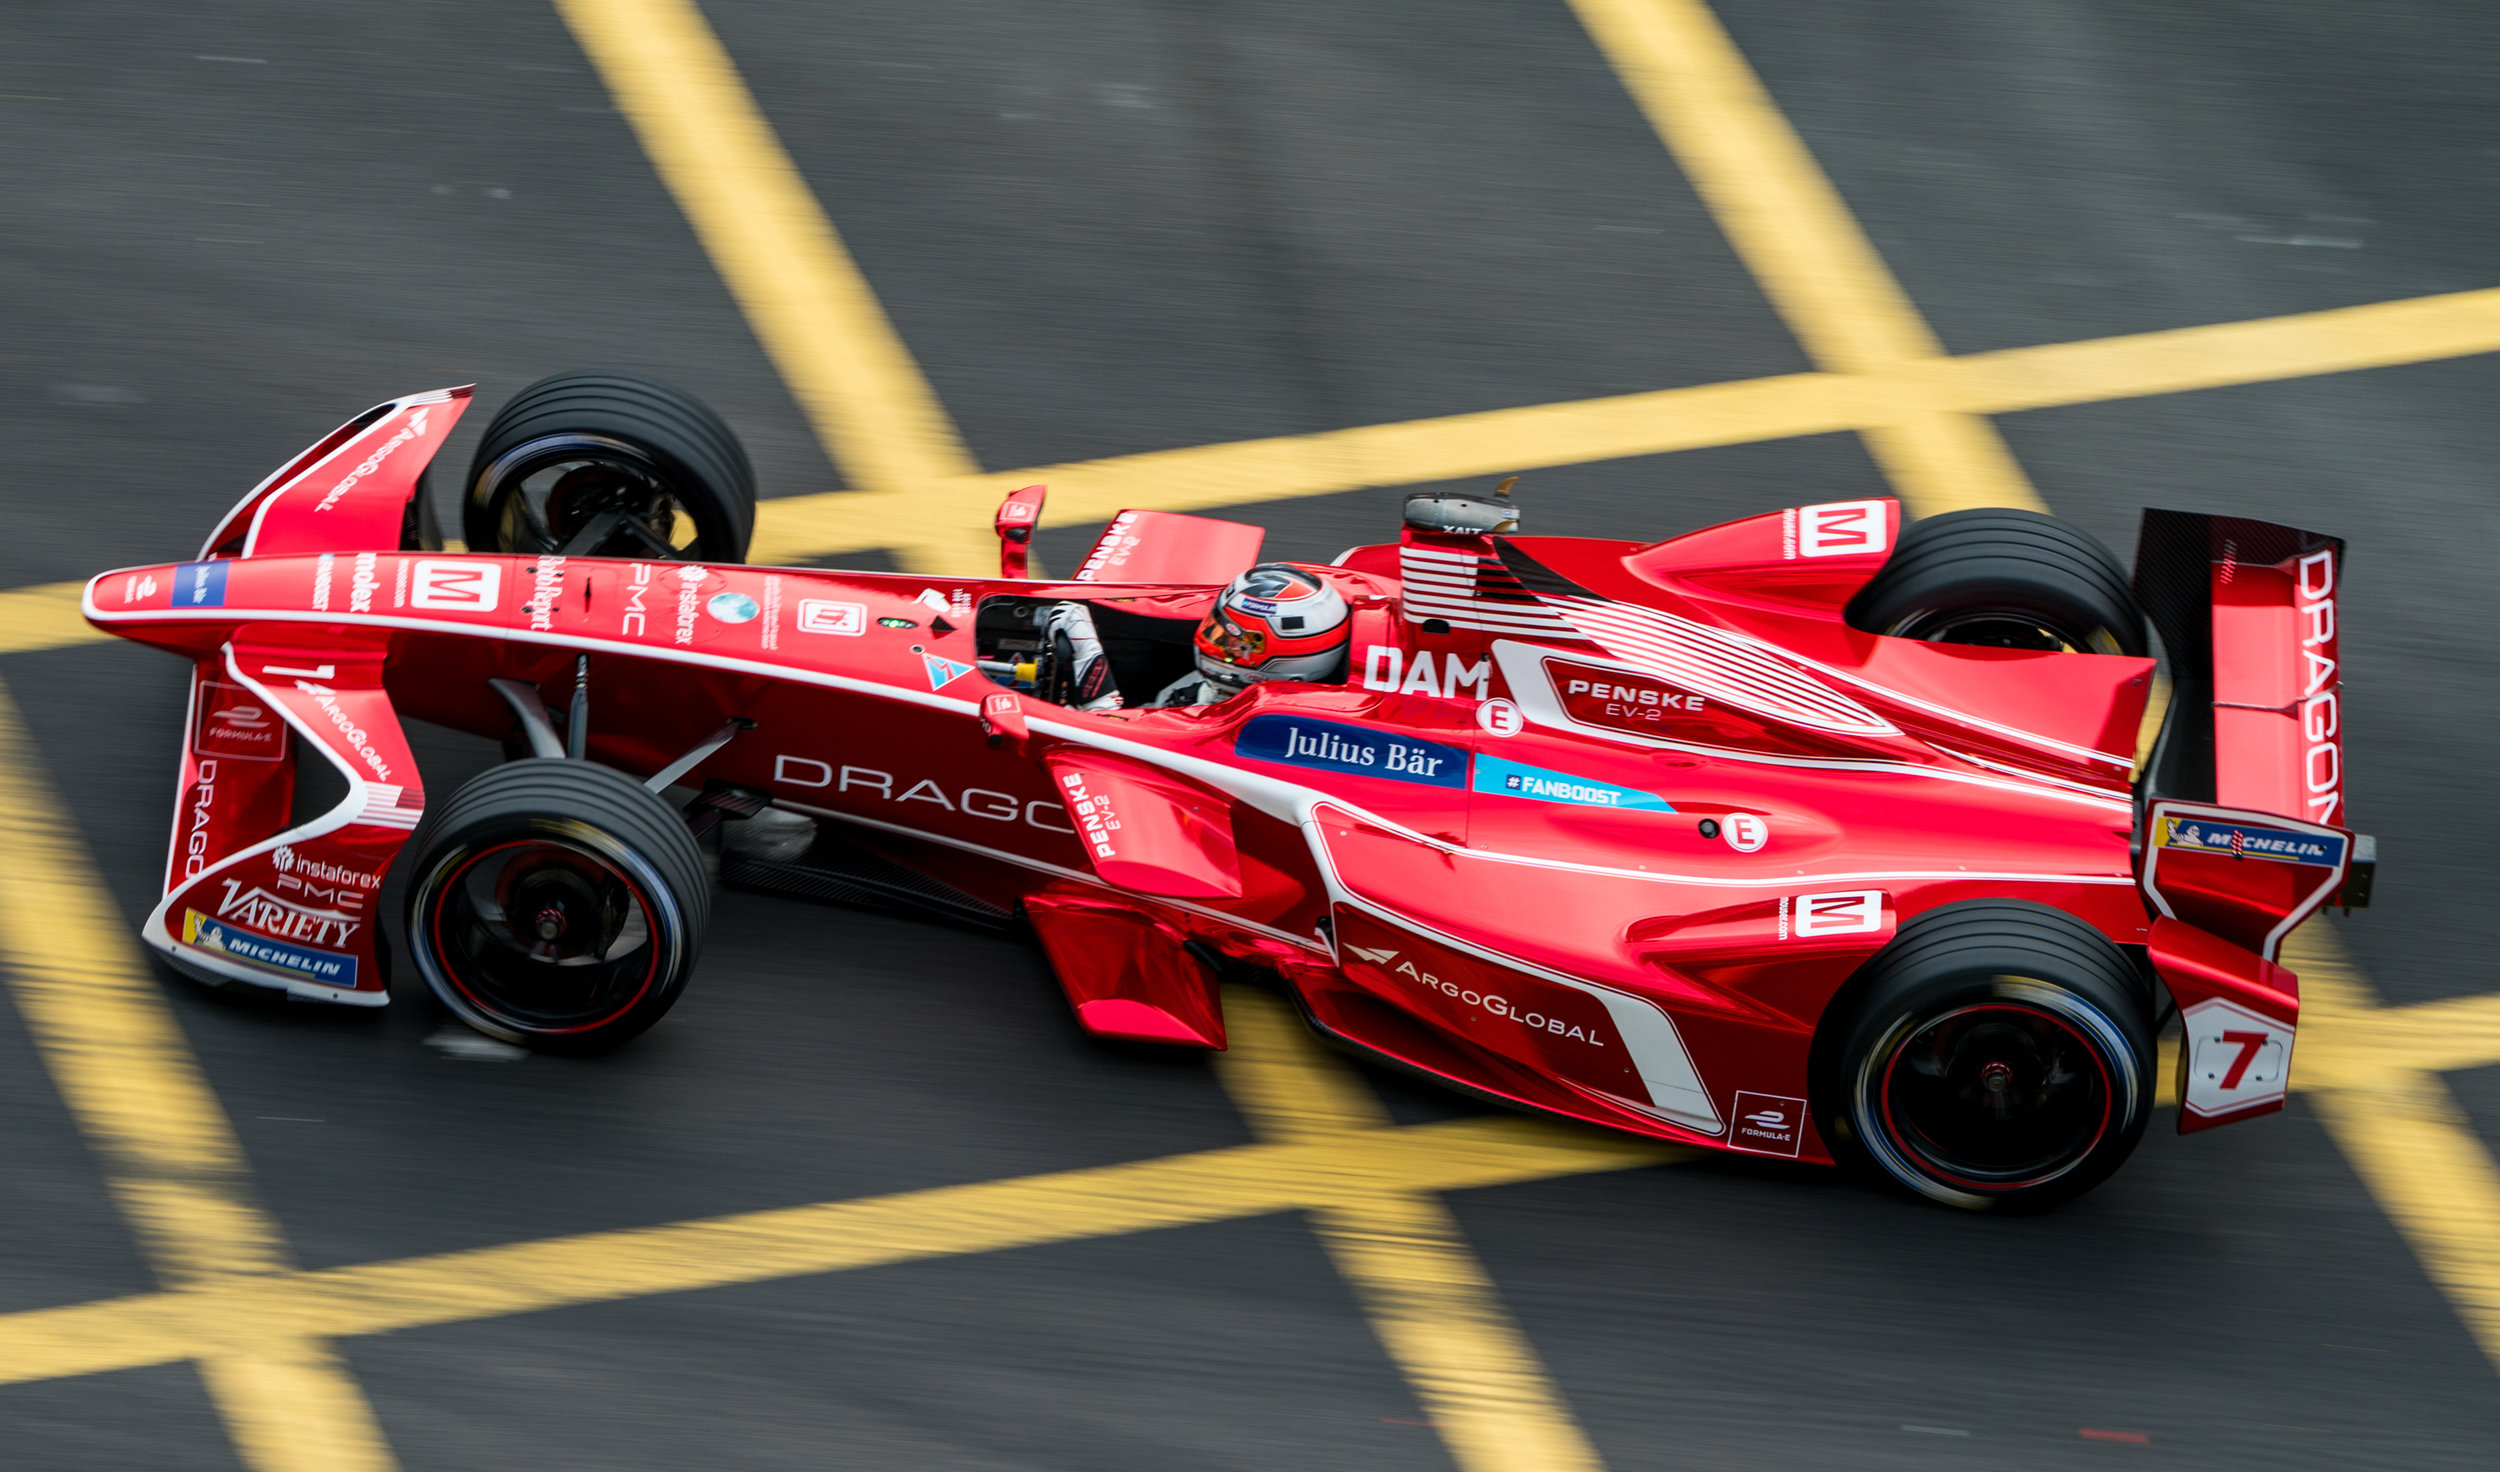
[182,911,358,988]
[2155,816,2345,867]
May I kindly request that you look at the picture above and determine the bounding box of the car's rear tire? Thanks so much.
[1818,900,2154,1211]
[404,759,710,1054]
[463,372,755,563]
[1847,508,2148,655]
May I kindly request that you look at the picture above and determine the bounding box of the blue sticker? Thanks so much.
[181,911,357,988]
[174,561,229,609]
[707,591,759,624]
[2155,816,2345,867]
[1236,715,1467,788]
[1473,755,1676,813]
[919,650,974,690]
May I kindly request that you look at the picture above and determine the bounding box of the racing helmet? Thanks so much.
[1193,564,1352,693]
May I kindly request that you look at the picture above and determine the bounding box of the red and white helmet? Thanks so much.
[1193,564,1352,693]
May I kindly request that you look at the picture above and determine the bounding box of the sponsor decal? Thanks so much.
[1236,715,1466,788]
[195,682,286,761]
[2292,547,2341,825]
[2154,816,2345,867]
[216,878,360,949]
[270,844,384,891]
[524,556,565,631]
[2180,997,2293,1117]
[1345,944,1401,965]
[121,572,161,605]
[1722,813,1768,853]
[1475,697,1523,736]
[760,575,782,650]
[1729,1091,1807,1157]
[673,564,708,645]
[409,559,498,612]
[797,599,866,636]
[1059,770,1123,859]
[1779,890,1883,939]
[914,588,952,613]
[312,405,429,512]
[310,552,334,612]
[621,562,654,637]
[707,590,759,625]
[915,646,975,690]
[1782,499,1888,559]
[1356,949,1612,1050]
[393,556,410,607]
[182,760,219,879]
[1361,647,1492,701]
[1551,661,1710,735]
[349,550,379,613]
[174,561,229,609]
[772,756,1070,832]
[181,910,357,988]
[1473,755,1674,813]
[1077,510,1144,580]
[292,680,392,781]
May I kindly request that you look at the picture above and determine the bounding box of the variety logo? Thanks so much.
[216,879,361,949]
[1362,647,1491,702]
[1236,715,1466,788]
[525,556,566,631]
[1473,755,1674,813]
[1785,500,1889,559]
[410,559,498,612]
[2154,816,2345,867]
[174,561,229,609]
[771,756,1071,832]
[195,682,286,761]
[707,591,759,624]
[1779,890,1884,940]
[796,599,866,636]
[312,405,429,512]
[181,910,356,988]
[1729,1091,1807,1157]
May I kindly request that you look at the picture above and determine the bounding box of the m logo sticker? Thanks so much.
[1795,500,1889,558]
[409,560,500,612]
[1787,890,1885,938]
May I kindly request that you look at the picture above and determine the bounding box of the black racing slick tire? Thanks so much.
[1819,901,2155,1212]
[463,372,756,563]
[1846,508,2149,656]
[405,760,711,1054]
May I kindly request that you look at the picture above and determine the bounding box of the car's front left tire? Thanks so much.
[405,759,710,1053]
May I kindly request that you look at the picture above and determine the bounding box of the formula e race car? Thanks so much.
[84,374,2369,1209]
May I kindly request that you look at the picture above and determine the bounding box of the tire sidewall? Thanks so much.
[406,807,697,1051]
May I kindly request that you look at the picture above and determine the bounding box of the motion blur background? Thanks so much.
[5,1,2500,1468]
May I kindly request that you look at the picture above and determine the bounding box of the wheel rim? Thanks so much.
[1875,1001,2114,1190]
[1888,608,2122,654]
[423,836,663,1035]
[475,432,706,559]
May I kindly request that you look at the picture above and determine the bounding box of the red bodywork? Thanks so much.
[85,390,2356,1164]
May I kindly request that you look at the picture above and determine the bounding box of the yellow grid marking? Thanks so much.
[0,679,398,1471]
[8,0,2500,1462]
[1216,987,1628,1472]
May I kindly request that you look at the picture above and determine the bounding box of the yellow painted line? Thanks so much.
[2287,924,2500,1374]
[0,579,94,656]
[0,1112,1669,1389]
[1217,987,1635,1472]
[0,679,397,1470]
[1563,0,2043,517]
[555,0,976,505]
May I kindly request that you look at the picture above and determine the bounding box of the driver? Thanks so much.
[1150,563,1352,708]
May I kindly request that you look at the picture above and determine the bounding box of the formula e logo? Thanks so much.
[1729,1091,1806,1157]
[409,560,499,612]
[1788,500,1889,559]
[796,600,866,636]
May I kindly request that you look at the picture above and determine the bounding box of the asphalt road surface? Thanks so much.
[6,1,2500,1468]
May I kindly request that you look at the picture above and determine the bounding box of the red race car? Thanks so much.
[85,374,2367,1209]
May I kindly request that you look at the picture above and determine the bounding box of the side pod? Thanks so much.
[1025,885,1226,1048]
[145,628,423,1003]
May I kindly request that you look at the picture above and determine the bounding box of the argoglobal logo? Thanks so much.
[314,405,429,512]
